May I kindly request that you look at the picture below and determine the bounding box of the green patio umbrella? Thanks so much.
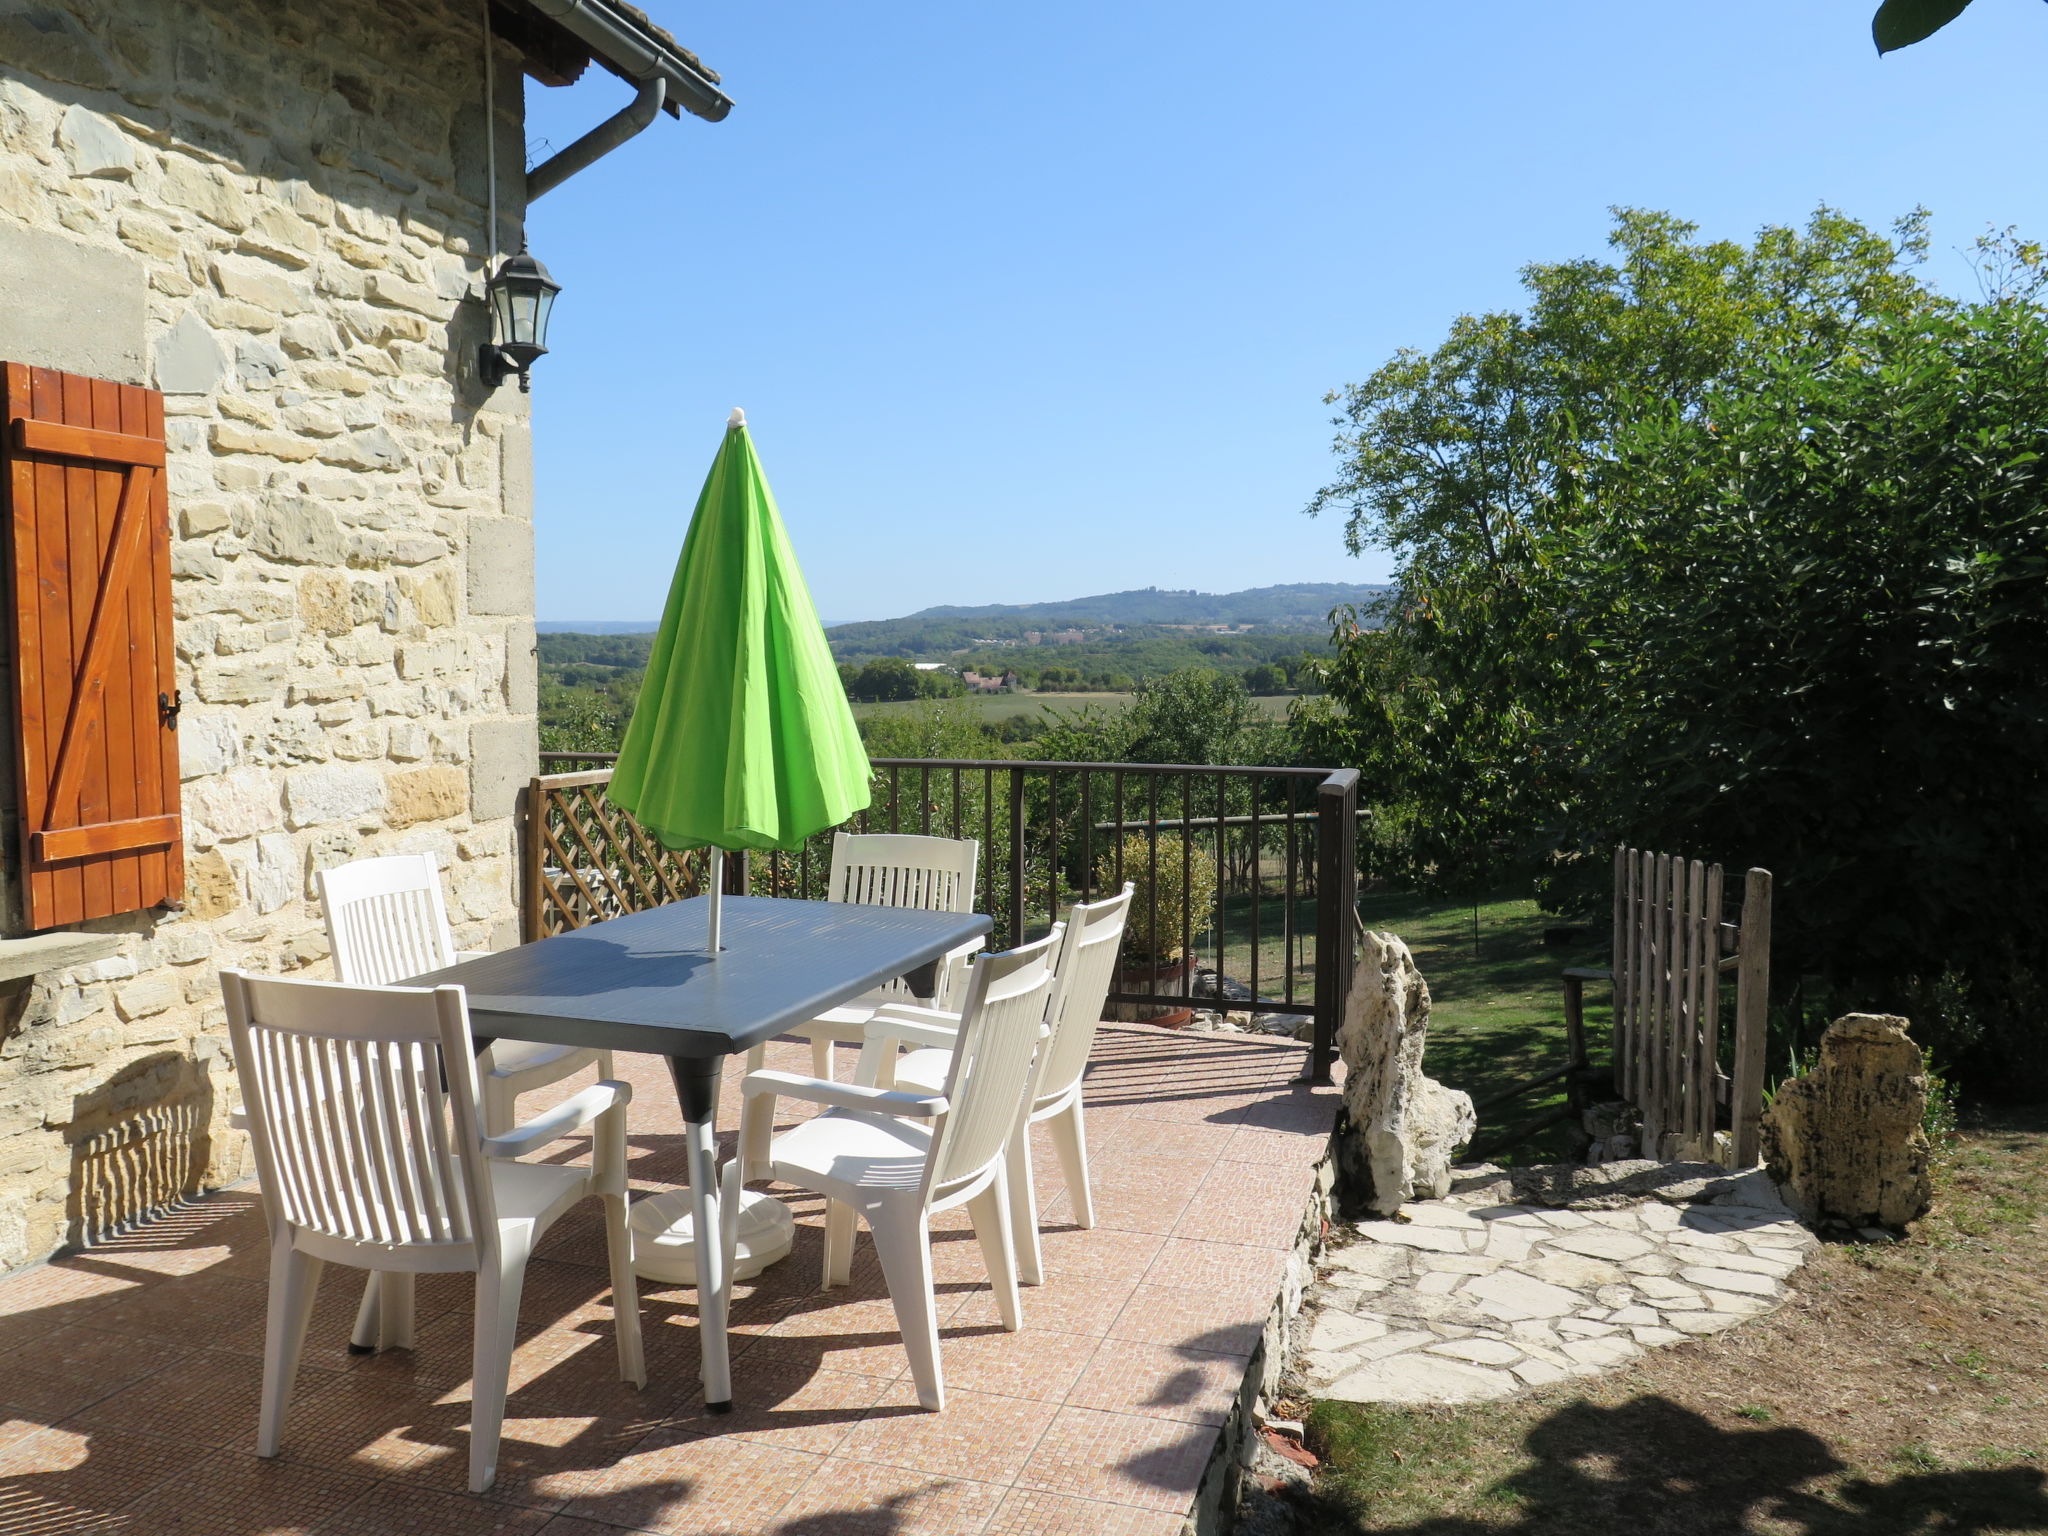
[607,408,871,954]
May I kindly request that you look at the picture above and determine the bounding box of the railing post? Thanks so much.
[1730,866,1772,1167]
[1311,768,1359,1085]
[1006,765,1026,949]
[520,778,544,943]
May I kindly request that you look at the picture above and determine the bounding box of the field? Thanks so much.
[849,690,1296,729]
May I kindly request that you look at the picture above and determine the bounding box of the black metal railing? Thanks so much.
[527,752,1359,1080]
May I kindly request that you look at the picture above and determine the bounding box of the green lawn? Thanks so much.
[1356,890,1612,1162]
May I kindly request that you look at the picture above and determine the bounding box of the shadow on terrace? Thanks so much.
[0,1027,1336,1534]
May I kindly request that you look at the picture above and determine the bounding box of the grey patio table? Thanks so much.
[410,892,991,1412]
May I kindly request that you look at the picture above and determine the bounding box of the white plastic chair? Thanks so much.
[721,930,1060,1410]
[737,833,984,1174]
[319,854,615,1133]
[874,884,1133,1284]
[319,853,617,1352]
[221,969,644,1493]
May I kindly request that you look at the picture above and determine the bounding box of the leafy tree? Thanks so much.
[849,656,924,702]
[1304,208,2048,1090]
[1872,0,1973,53]
[1300,205,1939,893]
[1243,663,1286,695]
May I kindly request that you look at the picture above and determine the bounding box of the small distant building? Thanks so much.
[960,670,1020,694]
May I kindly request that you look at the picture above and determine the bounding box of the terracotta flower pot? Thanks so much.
[1112,953,1198,1028]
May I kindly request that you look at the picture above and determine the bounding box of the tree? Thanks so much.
[849,656,923,702]
[1303,208,2048,1090]
[1242,663,1286,695]
[1301,205,1938,893]
[1872,0,1974,53]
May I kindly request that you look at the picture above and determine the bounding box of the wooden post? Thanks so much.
[1311,768,1359,1086]
[1730,867,1773,1167]
[1610,846,1628,1071]
[520,779,545,943]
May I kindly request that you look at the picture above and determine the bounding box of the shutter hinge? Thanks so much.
[158,690,182,731]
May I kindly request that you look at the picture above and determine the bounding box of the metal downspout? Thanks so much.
[527,73,666,201]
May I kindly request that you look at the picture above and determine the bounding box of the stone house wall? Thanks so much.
[0,0,541,1273]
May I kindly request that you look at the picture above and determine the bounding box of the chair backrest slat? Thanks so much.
[929,931,1060,1189]
[224,971,479,1253]
[1035,884,1134,1102]
[320,854,458,987]
[827,833,978,915]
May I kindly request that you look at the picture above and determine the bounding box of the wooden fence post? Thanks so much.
[1311,768,1359,1086]
[1730,867,1773,1167]
[520,778,544,943]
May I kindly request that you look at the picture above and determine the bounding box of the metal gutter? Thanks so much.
[520,0,732,201]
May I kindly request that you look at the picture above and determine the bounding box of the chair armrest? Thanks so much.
[862,1013,965,1052]
[741,1068,949,1119]
[482,1080,633,1158]
[870,1002,964,1028]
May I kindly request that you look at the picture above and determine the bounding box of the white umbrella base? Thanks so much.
[628,1187,796,1287]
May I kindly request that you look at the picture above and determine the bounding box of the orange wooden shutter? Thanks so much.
[3,362,183,930]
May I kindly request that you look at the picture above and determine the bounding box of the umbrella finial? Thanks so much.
[728,407,746,429]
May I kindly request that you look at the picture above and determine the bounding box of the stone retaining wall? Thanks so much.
[0,0,537,1272]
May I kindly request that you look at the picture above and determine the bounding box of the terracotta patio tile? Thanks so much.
[993,1274,1137,1338]
[1089,1117,1238,1162]
[982,1486,1185,1536]
[0,1323,189,1419]
[1139,1238,1288,1294]
[0,1421,215,1521]
[117,1445,375,1534]
[270,1367,477,1478]
[315,1478,556,1534]
[1218,1124,1329,1166]
[535,1517,661,1536]
[1015,1407,1220,1513]
[773,1454,1007,1536]
[555,1433,819,1534]
[913,1325,1099,1403]
[1107,1282,1272,1357]
[73,1345,331,1448]
[0,1262,147,1353]
[1232,1088,1339,1136]
[394,1410,654,1511]
[1031,1225,1165,1283]
[657,1341,891,1455]
[835,1382,1059,1482]
[1065,1339,1245,1426]
[1169,1164,1317,1249]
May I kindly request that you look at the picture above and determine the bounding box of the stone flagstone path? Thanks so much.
[1299,1165,1819,1404]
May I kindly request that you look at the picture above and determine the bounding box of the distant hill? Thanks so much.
[539,618,860,634]
[870,582,1388,630]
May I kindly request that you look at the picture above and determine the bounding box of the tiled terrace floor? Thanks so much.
[0,1026,1334,1536]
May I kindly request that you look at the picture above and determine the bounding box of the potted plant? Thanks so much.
[1098,833,1218,1026]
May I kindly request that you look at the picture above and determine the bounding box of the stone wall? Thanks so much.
[0,0,540,1272]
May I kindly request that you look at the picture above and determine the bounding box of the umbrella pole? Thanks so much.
[707,849,724,955]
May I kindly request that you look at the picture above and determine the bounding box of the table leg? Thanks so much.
[667,1055,732,1413]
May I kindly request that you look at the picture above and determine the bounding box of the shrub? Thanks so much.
[1098,832,1217,962]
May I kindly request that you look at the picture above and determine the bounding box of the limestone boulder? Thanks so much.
[1337,930,1476,1215]
[1761,1013,1931,1230]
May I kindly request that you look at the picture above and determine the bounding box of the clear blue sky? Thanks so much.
[523,1,2042,625]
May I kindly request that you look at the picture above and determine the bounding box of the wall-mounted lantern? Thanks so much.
[480,246,561,393]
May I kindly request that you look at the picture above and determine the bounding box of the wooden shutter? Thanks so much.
[3,362,182,930]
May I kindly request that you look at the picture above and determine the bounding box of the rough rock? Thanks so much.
[1762,1013,1932,1230]
[1335,931,1476,1215]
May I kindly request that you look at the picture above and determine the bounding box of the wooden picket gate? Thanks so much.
[1565,848,1772,1166]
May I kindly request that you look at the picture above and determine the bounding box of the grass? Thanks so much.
[1357,890,1611,1162]
[1298,1110,2048,1533]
